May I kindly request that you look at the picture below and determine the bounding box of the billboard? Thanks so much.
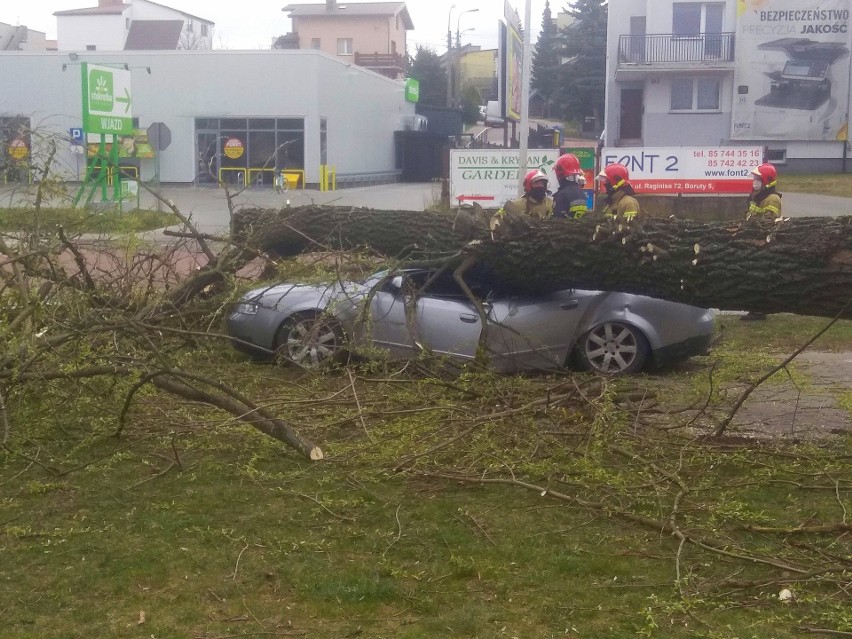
[499,1,523,122]
[450,149,560,206]
[731,0,851,140]
[601,146,763,194]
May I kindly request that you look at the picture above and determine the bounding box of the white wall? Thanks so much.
[0,50,413,183]
[58,15,128,52]
[131,0,213,50]
[56,1,213,53]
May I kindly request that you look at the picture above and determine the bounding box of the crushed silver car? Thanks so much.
[226,268,715,375]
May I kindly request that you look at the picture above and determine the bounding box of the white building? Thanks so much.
[55,0,214,52]
[0,23,52,51]
[0,50,415,187]
[603,0,852,172]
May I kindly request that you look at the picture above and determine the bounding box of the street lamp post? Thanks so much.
[453,8,479,107]
[456,26,475,49]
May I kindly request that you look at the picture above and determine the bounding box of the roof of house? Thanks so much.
[282,2,414,30]
[54,6,129,17]
[55,1,213,25]
[124,19,183,50]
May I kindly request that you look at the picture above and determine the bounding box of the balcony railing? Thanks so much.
[618,32,735,65]
[354,52,407,78]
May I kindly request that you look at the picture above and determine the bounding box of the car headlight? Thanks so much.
[234,301,259,315]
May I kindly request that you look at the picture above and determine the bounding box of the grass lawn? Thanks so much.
[0,207,179,233]
[781,172,852,198]
[1,313,850,638]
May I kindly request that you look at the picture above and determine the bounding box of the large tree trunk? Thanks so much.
[235,206,852,319]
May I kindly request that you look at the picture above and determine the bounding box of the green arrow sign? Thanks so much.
[82,62,133,135]
[116,87,132,113]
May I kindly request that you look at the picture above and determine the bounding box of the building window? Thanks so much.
[126,18,131,30]
[201,24,208,37]
[311,38,321,50]
[86,45,96,51]
[765,149,786,164]
[337,38,353,55]
[671,78,720,111]
[673,2,724,36]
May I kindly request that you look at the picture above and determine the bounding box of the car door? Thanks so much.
[366,277,417,359]
[367,271,487,364]
[485,289,597,371]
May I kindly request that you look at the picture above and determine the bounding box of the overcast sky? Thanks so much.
[3,0,560,52]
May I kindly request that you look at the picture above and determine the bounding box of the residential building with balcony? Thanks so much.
[602,0,852,172]
[278,0,412,79]
[55,0,214,52]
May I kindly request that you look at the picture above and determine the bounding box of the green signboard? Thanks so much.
[82,62,133,135]
[405,78,420,103]
[565,146,596,170]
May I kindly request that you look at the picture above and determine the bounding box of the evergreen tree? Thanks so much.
[531,1,561,118]
[408,46,448,107]
[558,0,608,128]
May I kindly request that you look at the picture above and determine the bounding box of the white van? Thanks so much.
[485,100,504,127]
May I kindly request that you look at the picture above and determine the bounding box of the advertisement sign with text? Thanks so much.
[731,0,850,141]
[450,149,560,205]
[81,62,133,136]
[502,1,523,122]
[563,146,597,209]
[601,146,764,194]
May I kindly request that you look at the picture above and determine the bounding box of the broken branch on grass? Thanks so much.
[125,368,324,461]
[713,297,852,437]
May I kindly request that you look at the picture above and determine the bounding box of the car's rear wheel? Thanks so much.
[574,322,649,374]
[274,311,344,368]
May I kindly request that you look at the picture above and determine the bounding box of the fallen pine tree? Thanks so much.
[233,206,852,319]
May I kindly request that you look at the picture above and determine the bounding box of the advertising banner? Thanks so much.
[601,146,763,194]
[86,129,155,159]
[502,1,523,122]
[563,146,597,209]
[731,0,851,140]
[450,149,560,206]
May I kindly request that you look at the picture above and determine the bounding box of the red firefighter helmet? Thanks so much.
[554,153,583,180]
[523,168,549,194]
[751,163,777,187]
[597,163,630,187]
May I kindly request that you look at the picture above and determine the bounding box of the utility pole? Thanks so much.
[517,0,533,193]
[446,5,454,108]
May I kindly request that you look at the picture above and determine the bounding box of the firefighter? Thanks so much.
[597,163,641,222]
[552,153,588,219]
[747,163,782,219]
[742,162,783,321]
[499,169,554,219]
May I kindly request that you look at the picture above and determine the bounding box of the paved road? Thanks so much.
[142,183,851,233]
[1,182,848,235]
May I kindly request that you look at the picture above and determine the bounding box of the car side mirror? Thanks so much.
[389,275,405,291]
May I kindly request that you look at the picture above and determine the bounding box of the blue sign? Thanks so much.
[69,127,84,144]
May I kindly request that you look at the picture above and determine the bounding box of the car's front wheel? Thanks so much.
[274,311,344,369]
[574,322,650,374]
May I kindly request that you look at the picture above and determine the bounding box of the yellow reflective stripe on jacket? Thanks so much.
[747,197,781,218]
[569,201,587,217]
